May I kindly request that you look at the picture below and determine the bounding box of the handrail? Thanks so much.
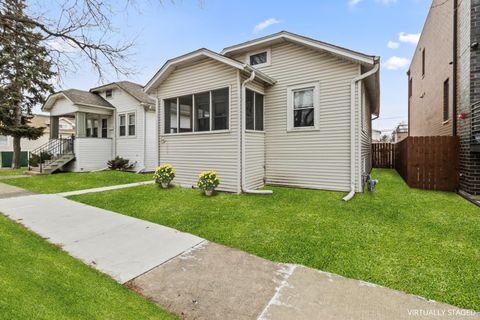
[29,135,75,173]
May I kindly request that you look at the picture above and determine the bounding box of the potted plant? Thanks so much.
[154,164,175,188]
[197,170,220,196]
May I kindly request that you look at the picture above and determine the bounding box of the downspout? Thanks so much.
[452,0,458,136]
[241,71,273,195]
[343,61,380,201]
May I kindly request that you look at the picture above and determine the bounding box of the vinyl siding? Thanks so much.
[245,131,265,189]
[237,42,360,192]
[155,58,240,193]
[144,110,157,171]
[360,82,372,189]
[70,138,113,172]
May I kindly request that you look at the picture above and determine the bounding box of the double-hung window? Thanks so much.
[101,119,108,138]
[128,113,135,136]
[118,112,135,137]
[164,87,229,134]
[245,89,264,131]
[287,82,320,131]
[119,114,126,136]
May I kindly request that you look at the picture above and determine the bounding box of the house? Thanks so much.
[144,31,380,195]
[41,81,156,173]
[407,0,480,197]
[0,115,74,168]
[372,129,382,142]
[392,122,408,143]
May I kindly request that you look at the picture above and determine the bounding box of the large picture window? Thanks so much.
[164,87,229,134]
[287,82,320,131]
[245,89,264,131]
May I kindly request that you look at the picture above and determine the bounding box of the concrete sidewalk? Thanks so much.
[0,182,35,199]
[0,193,477,319]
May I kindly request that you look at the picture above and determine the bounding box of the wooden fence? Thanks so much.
[372,136,459,191]
[372,143,395,168]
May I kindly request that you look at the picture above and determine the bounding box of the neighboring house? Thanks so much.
[0,115,74,167]
[144,31,380,194]
[408,0,480,196]
[42,81,156,173]
[372,129,382,142]
[392,123,408,143]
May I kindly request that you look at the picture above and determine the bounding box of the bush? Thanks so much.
[29,151,52,167]
[107,156,134,171]
[197,170,220,191]
[154,164,175,184]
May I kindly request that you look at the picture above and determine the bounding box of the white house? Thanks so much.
[145,31,380,196]
[40,81,156,173]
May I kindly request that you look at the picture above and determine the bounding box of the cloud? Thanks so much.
[348,0,363,7]
[387,41,400,49]
[253,18,281,34]
[398,32,421,44]
[384,56,410,70]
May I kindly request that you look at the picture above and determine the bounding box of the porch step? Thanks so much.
[42,154,76,174]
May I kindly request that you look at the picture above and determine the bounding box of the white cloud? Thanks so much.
[384,56,410,70]
[253,18,281,34]
[398,32,421,45]
[387,41,400,49]
[348,0,363,7]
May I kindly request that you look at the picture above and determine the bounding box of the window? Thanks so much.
[164,87,229,134]
[128,113,135,136]
[119,114,126,136]
[245,89,264,131]
[92,119,99,137]
[422,48,425,77]
[408,77,412,98]
[247,49,271,67]
[106,89,113,98]
[287,82,320,131]
[101,118,108,138]
[0,135,8,146]
[443,78,449,121]
[86,119,92,137]
[212,88,229,130]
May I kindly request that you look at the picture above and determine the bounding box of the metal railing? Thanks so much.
[29,136,75,173]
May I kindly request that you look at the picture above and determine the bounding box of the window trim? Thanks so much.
[287,82,320,132]
[245,87,265,132]
[118,110,136,138]
[162,85,231,135]
[246,48,271,68]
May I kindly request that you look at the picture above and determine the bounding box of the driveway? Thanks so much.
[0,192,477,319]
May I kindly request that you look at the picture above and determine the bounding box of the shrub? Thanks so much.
[154,164,175,185]
[107,156,134,171]
[197,170,220,191]
[29,151,52,167]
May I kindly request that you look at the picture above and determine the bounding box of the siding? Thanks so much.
[144,110,157,171]
[245,131,265,189]
[71,138,113,171]
[237,42,360,192]
[360,82,372,187]
[155,58,240,193]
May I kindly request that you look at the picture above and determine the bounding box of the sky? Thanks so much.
[32,0,432,134]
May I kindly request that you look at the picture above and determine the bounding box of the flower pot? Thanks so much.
[161,182,169,189]
[204,189,213,197]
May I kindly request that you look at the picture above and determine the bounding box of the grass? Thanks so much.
[0,214,176,320]
[0,167,27,176]
[1,170,153,193]
[70,169,480,311]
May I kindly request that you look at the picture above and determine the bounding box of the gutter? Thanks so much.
[240,71,273,195]
[343,61,380,202]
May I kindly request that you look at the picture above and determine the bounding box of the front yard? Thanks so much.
[0,167,28,176]
[69,169,480,311]
[1,170,152,193]
[0,214,175,320]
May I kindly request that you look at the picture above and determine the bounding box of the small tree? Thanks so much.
[0,0,54,168]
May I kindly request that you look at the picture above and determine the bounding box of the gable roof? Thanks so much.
[221,31,378,66]
[90,81,155,105]
[43,89,114,111]
[144,48,276,93]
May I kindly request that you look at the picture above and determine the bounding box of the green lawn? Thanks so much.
[0,214,175,320]
[0,167,27,176]
[70,169,480,311]
[1,170,153,193]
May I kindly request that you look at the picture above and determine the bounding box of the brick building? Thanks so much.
[408,0,480,197]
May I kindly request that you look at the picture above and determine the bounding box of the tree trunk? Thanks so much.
[12,102,22,169]
[12,136,21,169]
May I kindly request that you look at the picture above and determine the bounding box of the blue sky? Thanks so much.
[38,0,431,132]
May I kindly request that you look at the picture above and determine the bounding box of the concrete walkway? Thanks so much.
[0,182,35,199]
[0,192,478,319]
[57,180,155,197]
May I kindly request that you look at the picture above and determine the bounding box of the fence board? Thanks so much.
[372,136,459,191]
